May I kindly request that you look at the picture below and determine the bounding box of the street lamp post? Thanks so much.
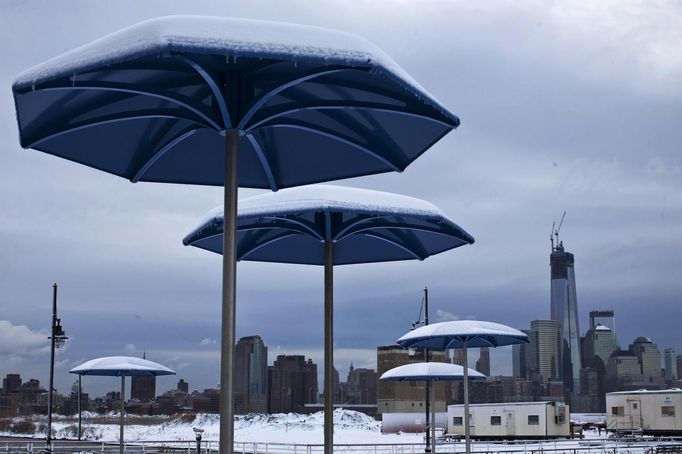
[47,283,67,451]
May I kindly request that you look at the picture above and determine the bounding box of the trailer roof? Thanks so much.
[448,401,562,408]
[607,388,682,395]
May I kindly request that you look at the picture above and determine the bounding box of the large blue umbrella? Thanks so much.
[380,362,486,454]
[70,356,175,454]
[184,184,474,453]
[13,16,460,454]
[397,321,529,454]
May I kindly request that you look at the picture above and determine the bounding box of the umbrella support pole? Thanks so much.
[324,240,334,454]
[220,129,240,454]
[120,375,125,454]
[78,375,82,441]
[463,342,470,454]
[431,382,436,454]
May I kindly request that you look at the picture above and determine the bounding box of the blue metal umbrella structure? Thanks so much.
[70,356,175,454]
[184,185,474,453]
[381,362,485,453]
[12,16,461,454]
[397,321,529,454]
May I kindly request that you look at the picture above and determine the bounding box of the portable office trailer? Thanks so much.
[447,401,569,439]
[606,388,682,435]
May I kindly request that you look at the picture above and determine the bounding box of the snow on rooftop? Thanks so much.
[594,324,611,331]
[13,16,441,114]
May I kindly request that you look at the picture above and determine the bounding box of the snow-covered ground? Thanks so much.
[1,410,679,453]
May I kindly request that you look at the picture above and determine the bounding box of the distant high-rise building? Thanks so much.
[512,329,530,379]
[177,379,189,393]
[629,337,662,385]
[234,335,268,414]
[550,240,582,393]
[589,310,617,344]
[267,355,317,413]
[2,374,21,393]
[526,320,561,384]
[583,324,617,367]
[677,355,682,380]
[664,348,677,382]
[130,375,156,402]
[475,348,490,376]
[344,364,377,405]
[605,350,642,391]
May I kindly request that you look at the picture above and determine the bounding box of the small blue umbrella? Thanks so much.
[12,16,461,454]
[397,321,529,454]
[381,362,486,453]
[184,185,474,452]
[70,356,175,454]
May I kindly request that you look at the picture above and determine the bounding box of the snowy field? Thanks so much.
[1,410,680,453]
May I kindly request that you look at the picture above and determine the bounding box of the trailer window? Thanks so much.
[528,415,540,425]
[490,416,501,425]
[611,406,624,417]
[453,417,463,426]
[662,406,675,417]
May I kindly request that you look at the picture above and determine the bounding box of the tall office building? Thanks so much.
[529,320,561,383]
[582,324,617,367]
[452,349,466,367]
[476,348,491,376]
[589,310,617,344]
[2,374,21,393]
[234,335,268,414]
[664,348,677,382]
[677,355,682,380]
[629,337,662,385]
[267,355,317,413]
[550,240,582,393]
[177,379,189,393]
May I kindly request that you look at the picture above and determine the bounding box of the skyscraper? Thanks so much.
[550,240,582,394]
[629,337,662,385]
[475,347,490,376]
[583,324,617,367]
[664,348,677,382]
[267,355,317,413]
[234,335,268,414]
[589,310,617,344]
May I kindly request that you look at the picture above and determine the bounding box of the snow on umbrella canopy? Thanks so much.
[183,185,475,263]
[380,362,486,382]
[12,15,460,189]
[397,320,529,350]
[69,356,176,377]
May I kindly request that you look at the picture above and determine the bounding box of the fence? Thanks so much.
[2,438,682,454]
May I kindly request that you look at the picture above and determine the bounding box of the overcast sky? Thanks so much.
[1,0,681,398]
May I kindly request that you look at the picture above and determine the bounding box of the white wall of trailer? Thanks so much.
[606,389,682,434]
[447,401,570,438]
[381,412,447,434]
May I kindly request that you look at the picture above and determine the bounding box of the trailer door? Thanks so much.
[506,410,515,436]
[628,399,642,430]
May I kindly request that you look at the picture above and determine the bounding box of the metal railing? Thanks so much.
[2,438,682,454]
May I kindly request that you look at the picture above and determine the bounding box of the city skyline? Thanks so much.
[1,1,681,397]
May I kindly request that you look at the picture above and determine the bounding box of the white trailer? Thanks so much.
[606,388,682,435]
[447,401,569,439]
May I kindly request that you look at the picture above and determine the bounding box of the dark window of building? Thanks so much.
[662,406,675,417]
[632,403,638,409]
[453,417,463,426]
[528,415,540,425]
[491,416,501,426]
[611,406,624,417]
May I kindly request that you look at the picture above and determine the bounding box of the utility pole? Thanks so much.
[424,286,430,453]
